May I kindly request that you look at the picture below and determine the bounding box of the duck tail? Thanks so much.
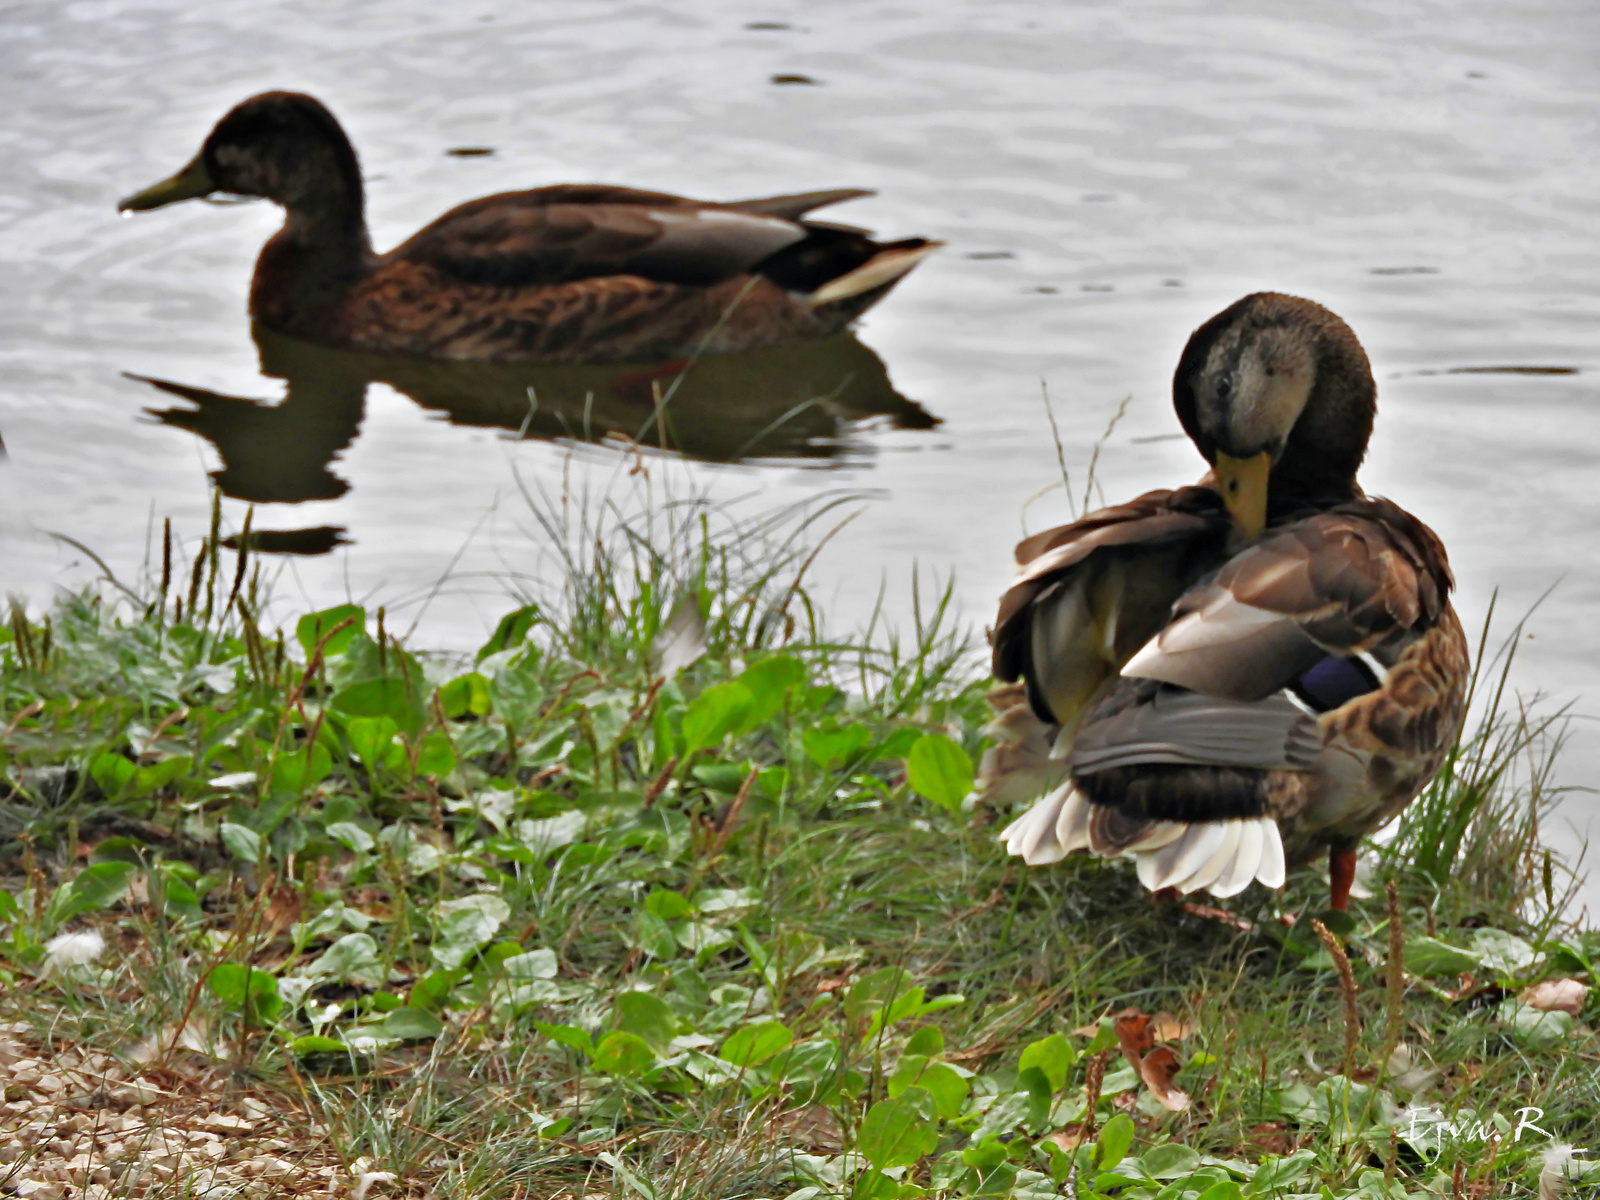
[804,239,942,309]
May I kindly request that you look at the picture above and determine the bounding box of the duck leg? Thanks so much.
[1328,847,1357,912]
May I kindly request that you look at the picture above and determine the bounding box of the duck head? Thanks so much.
[1173,293,1376,537]
[119,92,365,229]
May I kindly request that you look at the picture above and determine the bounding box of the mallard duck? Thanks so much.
[982,293,1469,910]
[118,91,939,364]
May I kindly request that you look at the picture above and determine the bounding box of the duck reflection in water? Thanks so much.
[132,324,937,552]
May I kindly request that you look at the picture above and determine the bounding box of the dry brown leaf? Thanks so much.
[1046,1124,1092,1152]
[1069,1021,1101,1038]
[1150,1011,1195,1041]
[1111,1007,1191,1112]
[1520,979,1588,1017]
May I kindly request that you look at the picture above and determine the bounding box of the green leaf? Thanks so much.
[858,1088,939,1169]
[1095,1113,1135,1171]
[290,1035,350,1057]
[326,821,375,854]
[219,822,262,864]
[907,734,974,813]
[681,682,755,753]
[1403,937,1481,977]
[1136,1143,1202,1179]
[1018,1032,1075,1092]
[414,732,457,778]
[432,894,511,969]
[439,672,493,718]
[269,744,332,796]
[644,889,693,920]
[850,1170,900,1200]
[476,605,539,661]
[591,1030,657,1075]
[802,722,872,769]
[208,964,282,1023]
[369,993,403,1012]
[720,1020,793,1067]
[89,752,137,798]
[1195,1182,1243,1200]
[962,1137,1008,1170]
[309,933,384,985]
[51,861,135,924]
[735,655,806,727]
[888,1056,968,1119]
[410,968,466,1012]
[377,1006,444,1040]
[692,763,751,794]
[533,1021,595,1055]
[1246,1149,1316,1190]
[633,910,678,959]
[296,605,365,660]
[332,677,425,736]
[845,966,913,1021]
[1017,1066,1053,1131]
[503,949,558,981]
[614,991,679,1054]
[347,716,405,773]
[904,1025,944,1058]
[133,755,192,796]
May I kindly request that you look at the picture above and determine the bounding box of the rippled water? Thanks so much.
[3,0,1597,897]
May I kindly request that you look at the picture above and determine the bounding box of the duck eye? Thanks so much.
[1215,375,1232,401]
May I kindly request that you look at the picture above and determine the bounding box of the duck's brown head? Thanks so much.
[119,92,365,228]
[1173,292,1376,536]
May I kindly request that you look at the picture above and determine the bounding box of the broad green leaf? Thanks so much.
[1247,1149,1316,1190]
[845,966,913,1021]
[410,968,466,1012]
[591,1030,656,1075]
[1136,1143,1202,1178]
[377,1006,444,1040]
[309,933,384,984]
[681,681,755,753]
[1095,1112,1135,1170]
[533,1021,595,1055]
[290,1035,349,1057]
[735,655,805,727]
[1403,937,1480,977]
[209,964,282,1023]
[133,755,192,796]
[849,1170,899,1200]
[962,1137,1008,1170]
[476,605,539,661]
[503,949,558,982]
[346,716,405,773]
[888,1055,968,1119]
[720,1020,793,1067]
[439,672,492,718]
[296,605,365,660]
[326,821,375,853]
[432,894,511,969]
[858,1087,939,1169]
[615,991,679,1053]
[269,745,332,796]
[907,734,974,813]
[904,1025,944,1058]
[1019,1032,1075,1092]
[415,732,457,777]
[89,752,137,798]
[332,677,425,735]
[644,889,693,920]
[1017,1066,1053,1131]
[802,722,871,769]
[219,822,261,864]
[369,993,403,1012]
[51,861,135,924]
[633,910,678,959]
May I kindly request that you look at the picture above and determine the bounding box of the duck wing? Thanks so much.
[991,484,1233,737]
[1119,496,1454,702]
[392,185,811,288]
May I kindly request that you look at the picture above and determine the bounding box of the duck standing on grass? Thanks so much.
[119,91,938,364]
[979,293,1469,911]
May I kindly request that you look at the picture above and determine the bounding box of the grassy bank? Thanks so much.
[1,494,1597,1200]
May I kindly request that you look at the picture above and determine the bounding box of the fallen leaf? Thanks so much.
[1150,1011,1195,1041]
[1521,979,1587,1017]
[1112,1007,1190,1112]
[1046,1124,1092,1152]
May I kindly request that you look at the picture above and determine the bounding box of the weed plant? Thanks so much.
[1,485,1596,1200]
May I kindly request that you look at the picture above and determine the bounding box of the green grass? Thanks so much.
[1,492,1597,1200]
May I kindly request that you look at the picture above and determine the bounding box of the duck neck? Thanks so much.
[249,147,373,336]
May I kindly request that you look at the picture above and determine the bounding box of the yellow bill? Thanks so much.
[1214,450,1271,538]
[118,156,215,212]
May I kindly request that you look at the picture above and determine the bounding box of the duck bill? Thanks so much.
[118,156,215,212]
[1214,450,1271,538]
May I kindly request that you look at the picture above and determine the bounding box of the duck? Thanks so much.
[980,293,1469,911]
[118,91,940,364]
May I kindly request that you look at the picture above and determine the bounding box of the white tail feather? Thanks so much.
[1255,820,1287,888]
[999,784,1073,864]
[1054,788,1093,854]
[805,243,942,307]
[1140,822,1227,891]
[1210,819,1264,898]
[1175,821,1242,894]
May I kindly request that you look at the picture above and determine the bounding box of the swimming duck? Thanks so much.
[118,91,939,364]
[983,293,1468,910]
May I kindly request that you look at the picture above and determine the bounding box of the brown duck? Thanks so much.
[980,293,1469,910]
[119,92,939,364]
